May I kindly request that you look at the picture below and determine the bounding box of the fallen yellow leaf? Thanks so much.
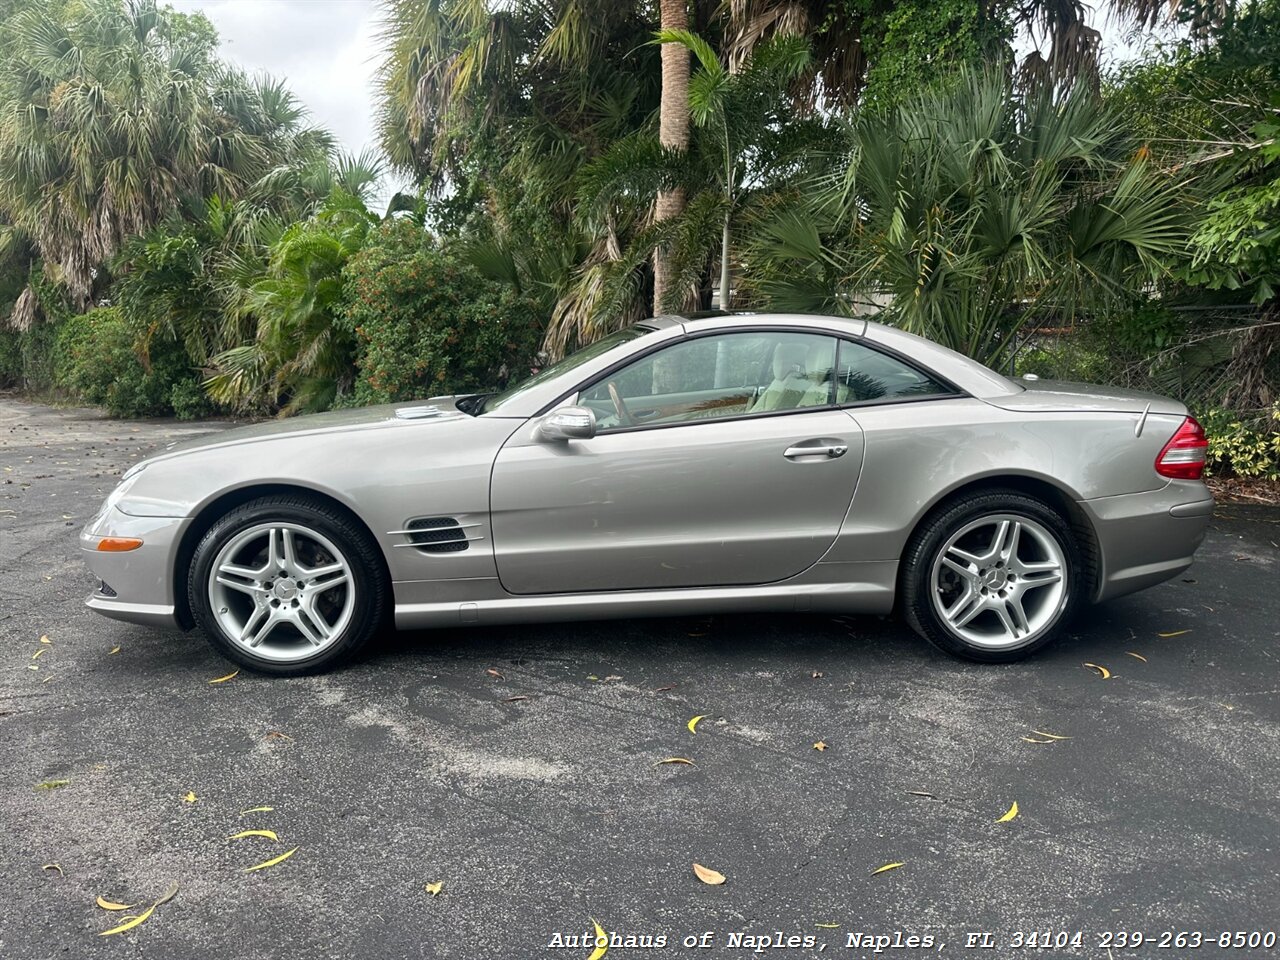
[243,846,299,873]
[1082,662,1112,679]
[871,862,904,875]
[424,881,443,896]
[96,896,134,911]
[816,923,840,929]
[31,648,44,660]
[154,881,179,906]
[183,791,197,803]
[227,830,278,841]
[1021,736,1054,743]
[109,645,121,655]
[692,862,726,885]
[99,902,156,936]
[687,715,705,734]
[39,634,51,644]
[42,863,63,876]
[655,758,696,766]
[813,741,828,752]
[1158,630,1190,638]
[997,801,1020,823]
[239,806,274,815]
[36,779,69,790]
[587,919,609,960]
[208,670,239,684]
[1030,730,1072,740]
[1125,651,1148,662]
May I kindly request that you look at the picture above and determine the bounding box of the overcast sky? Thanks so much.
[170,0,398,197]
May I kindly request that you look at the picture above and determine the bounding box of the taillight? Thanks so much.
[1155,416,1208,480]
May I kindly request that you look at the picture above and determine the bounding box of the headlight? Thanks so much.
[100,471,143,515]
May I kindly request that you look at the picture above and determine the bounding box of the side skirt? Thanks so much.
[393,561,897,629]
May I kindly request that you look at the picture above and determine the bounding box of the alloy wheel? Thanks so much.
[929,513,1068,650]
[208,522,356,663]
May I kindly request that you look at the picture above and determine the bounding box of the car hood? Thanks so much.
[150,397,476,462]
[984,380,1188,416]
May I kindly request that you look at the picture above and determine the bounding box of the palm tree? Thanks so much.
[653,0,691,310]
[0,0,333,325]
[657,29,814,309]
[205,191,378,414]
[723,0,1224,95]
[744,69,1193,369]
[545,33,829,354]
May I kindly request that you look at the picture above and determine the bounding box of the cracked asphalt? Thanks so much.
[2,395,1279,960]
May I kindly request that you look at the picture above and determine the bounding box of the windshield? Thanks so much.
[476,326,652,414]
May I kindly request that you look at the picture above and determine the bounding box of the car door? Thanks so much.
[489,329,866,595]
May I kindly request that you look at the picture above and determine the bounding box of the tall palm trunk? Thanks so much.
[653,0,689,312]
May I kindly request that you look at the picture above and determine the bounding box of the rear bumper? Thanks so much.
[1079,481,1213,602]
[80,506,189,630]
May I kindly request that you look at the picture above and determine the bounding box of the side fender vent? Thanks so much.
[389,517,483,555]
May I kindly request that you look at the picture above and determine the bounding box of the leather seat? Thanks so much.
[748,343,811,412]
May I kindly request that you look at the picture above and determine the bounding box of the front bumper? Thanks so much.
[1080,481,1214,603]
[81,506,191,630]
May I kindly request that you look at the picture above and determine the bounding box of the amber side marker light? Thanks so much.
[96,537,143,552]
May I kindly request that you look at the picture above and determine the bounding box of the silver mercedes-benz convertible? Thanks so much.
[81,313,1213,674]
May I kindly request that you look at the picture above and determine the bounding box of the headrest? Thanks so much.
[772,342,809,380]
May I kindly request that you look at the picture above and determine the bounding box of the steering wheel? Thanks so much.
[606,380,635,427]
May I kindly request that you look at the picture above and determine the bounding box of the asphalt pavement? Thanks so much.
[2,396,1279,960]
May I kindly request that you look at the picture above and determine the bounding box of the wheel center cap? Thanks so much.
[984,569,1005,589]
[273,581,298,601]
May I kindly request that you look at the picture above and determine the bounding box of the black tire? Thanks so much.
[900,489,1084,663]
[188,495,388,676]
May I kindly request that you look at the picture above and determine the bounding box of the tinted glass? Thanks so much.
[580,331,838,432]
[479,326,650,413]
[835,340,948,402]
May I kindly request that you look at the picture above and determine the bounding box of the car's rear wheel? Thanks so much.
[188,495,386,675]
[901,490,1083,662]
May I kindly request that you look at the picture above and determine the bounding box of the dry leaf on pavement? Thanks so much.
[692,862,726,885]
[243,847,299,872]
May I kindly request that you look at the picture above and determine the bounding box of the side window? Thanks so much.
[580,331,838,432]
[835,340,949,403]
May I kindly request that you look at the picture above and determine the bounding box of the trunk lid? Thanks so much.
[983,379,1188,416]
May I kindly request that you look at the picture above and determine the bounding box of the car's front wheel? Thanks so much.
[188,495,387,675]
[900,490,1083,662]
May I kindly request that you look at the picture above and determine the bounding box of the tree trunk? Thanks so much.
[653,0,689,313]
[718,210,731,310]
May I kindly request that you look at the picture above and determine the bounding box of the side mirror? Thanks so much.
[535,405,596,442]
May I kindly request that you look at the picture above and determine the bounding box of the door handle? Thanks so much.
[784,443,848,460]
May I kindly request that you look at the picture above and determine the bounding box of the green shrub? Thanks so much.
[1014,305,1192,390]
[1201,405,1280,479]
[52,307,212,419]
[0,327,23,387]
[339,220,543,405]
[0,321,59,392]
